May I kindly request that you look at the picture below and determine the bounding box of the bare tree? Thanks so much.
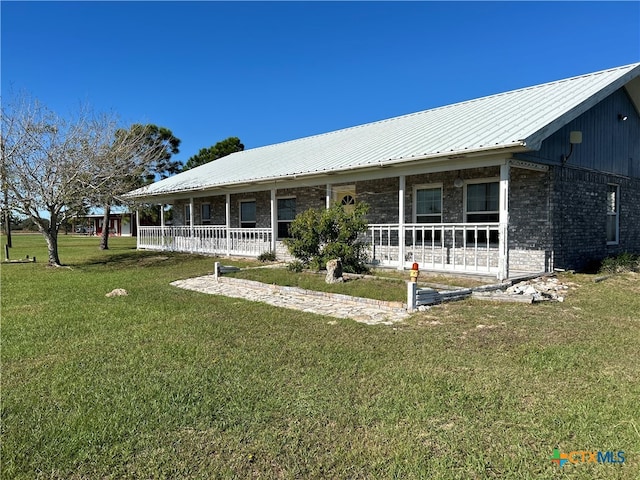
[1,96,111,265]
[2,94,182,262]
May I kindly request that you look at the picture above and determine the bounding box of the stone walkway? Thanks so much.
[171,275,411,325]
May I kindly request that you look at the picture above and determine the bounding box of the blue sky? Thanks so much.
[2,1,639,165]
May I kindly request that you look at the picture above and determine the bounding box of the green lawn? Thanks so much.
[2,234,639,479]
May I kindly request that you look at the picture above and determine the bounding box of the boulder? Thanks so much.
[325,258,344,284]
[106,288,128,297]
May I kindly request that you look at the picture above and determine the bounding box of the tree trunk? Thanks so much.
[38,212,61,266]
[3,208,11,248]
[100,204,111,250]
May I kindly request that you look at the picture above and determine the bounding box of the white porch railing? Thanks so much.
[138,223,501,275]
[138,225,272,257]
[367,223,501,273]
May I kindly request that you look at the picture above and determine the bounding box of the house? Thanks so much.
[74,209,137,237]
[126,63,640,280]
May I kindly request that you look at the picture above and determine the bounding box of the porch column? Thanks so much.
[225,193,231,256]
[398,175,406,271]
[498,162,510,281]
[189,197,194,233]
[135,208,140,249]
[326,184,331,209]
[270,188,277,252]
[160,204,165,249]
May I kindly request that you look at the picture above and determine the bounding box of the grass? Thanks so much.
[225,264,487,304]
[2,233,640,479]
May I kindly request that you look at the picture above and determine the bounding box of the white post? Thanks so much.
[135,208,140,249]
[160,204,165,249]
[407,281,417,312]
[498,162,510,281]
[398,175,406,270]
[326,184,332,209]
[225,193,231,256]
[270,188,277,252]
[189,197,195,253]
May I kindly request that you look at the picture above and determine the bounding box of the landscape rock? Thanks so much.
[106,288,128,297]
[325,259,344,284]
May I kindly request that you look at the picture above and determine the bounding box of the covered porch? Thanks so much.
[136,160,527,279]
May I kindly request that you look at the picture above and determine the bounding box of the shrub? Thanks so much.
[286,260,305,273]
[283,202,370,274]
[257,250,277,262]
[599,252,640,274]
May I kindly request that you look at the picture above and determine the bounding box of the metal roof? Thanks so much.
[127,62,640,199]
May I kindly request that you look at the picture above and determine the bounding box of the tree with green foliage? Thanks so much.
[284,202,370,273]
[182,136,244,171]
[91,123,181,250]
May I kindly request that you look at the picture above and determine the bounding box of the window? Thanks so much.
[277,198,296,238]
[607,184,619,244]
[413,185,442,243]
[415,186,442,223]
[201,203,211,224]
[184,204,191,224]
[240,200,256,228]
[465,180,499,244]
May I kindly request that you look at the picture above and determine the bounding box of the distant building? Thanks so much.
[75,209,137,237]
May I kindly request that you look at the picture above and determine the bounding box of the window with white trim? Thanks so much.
[413,185,442,242]
[240,200,256,228]
[465,180,499,244]
[184,204,191,224]
[277,197,296,238]
[606,184,619,244]
[201,203,211,224]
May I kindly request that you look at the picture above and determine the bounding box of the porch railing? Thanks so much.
[366,223,500,273]
[138,225,272,257]
[138,223,500,274]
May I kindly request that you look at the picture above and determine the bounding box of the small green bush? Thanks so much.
[286,260,305,273]
[257,250,277,262]
[599,252,640,274]
[283,202,370,273]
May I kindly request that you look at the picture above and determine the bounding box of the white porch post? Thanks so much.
[189,197,195,253]
[135,208,140,249]
[160,204,165,249]
[498,162,510,281]
[398,175,406,270]
[270,188,277,252]
[189,197,194,233]
[225,193,231,256]
[326,184,331,209]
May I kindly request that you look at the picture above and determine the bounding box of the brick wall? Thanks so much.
[507,168,553,272]
[550,166,640,271]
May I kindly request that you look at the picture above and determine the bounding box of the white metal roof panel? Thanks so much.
[127,62,640,199]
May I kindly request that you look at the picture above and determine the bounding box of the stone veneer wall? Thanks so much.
[550,165,640,271]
